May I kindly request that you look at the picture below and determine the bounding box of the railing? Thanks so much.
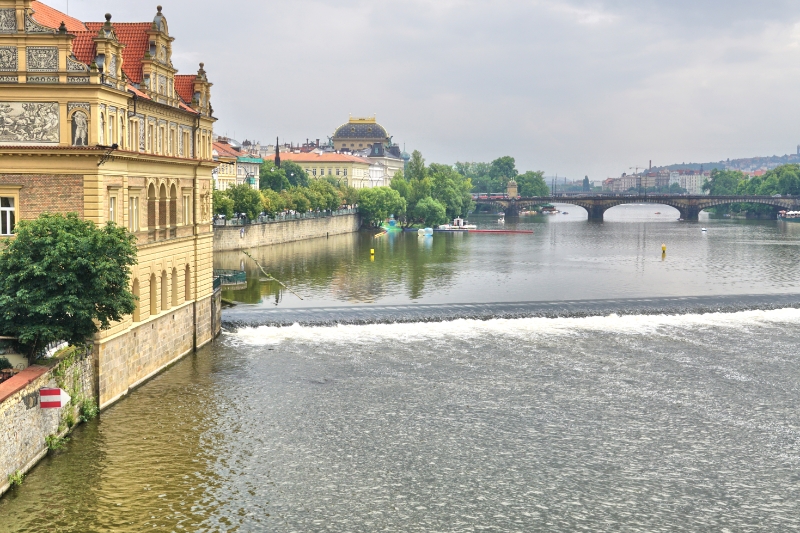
[213,269,247,285]
[213,208,358,227]
[213,276,222,290]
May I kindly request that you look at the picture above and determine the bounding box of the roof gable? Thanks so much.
[30,1,87,32]
[85,21,151,83]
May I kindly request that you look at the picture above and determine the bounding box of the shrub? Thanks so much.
[0,356,11,370]
[78,398,99,422]
[7,470,23,487]
[45,434,69,451]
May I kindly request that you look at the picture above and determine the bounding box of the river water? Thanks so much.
[3,205,800,532]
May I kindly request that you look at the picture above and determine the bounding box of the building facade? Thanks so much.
[0,1,218,408]
[279,152,377,188]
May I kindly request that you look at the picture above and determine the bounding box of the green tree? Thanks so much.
[213,189,234,218]
[516,170,549,197]
[309,179,342,211]
[412,196,448,227]
[429,163,474,219]
[0,213,137,359]
[703,169,744,195]
[406,150,427,182]
[358,187,407,226]
[226,184,264,219]
[456,161,495,193]
[281,161,309,188]
[489,156,518,188]
[260,164,290,191]
[261,189,284,216]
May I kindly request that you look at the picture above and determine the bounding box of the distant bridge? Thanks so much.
[475,195,800,221]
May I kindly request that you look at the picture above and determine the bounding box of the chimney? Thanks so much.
[649,160,652,170]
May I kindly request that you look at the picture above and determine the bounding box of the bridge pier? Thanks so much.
[586,205,605,220]
[678,206,701,221]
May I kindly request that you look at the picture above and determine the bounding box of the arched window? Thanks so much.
[132,278,140,322]
[169,184,177,228]
[149,273,157,316]
[158,184,167,228]
[185,264,191,301]
[161,270,168,310]
[147,183,156,229]
[171,268,178,307]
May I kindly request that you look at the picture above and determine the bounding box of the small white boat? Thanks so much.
[497,217,505,224]
[562,212,569,215]
[701,228,707,232]
[438,217,477,231]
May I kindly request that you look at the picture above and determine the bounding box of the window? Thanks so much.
[336,168,340,176]
[312,168,316,176]
[183,194,191,225]
[109,196,116,223]
[343,169,348,176]
[129,196,139,231]
[0,197,14,235]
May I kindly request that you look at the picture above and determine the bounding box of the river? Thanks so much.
[2,205,800,531]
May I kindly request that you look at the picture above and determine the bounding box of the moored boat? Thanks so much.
[778,210,800,222]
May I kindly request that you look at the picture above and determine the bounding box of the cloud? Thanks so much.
[55,0,800,177]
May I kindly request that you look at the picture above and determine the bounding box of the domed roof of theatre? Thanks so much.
[333,120,388,139]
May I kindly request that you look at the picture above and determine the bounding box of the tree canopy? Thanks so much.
[0,213,137,359]
[517,170,549,197]
[358,187,407,226]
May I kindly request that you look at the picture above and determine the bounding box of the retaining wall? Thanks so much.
[213,213,361,251]
[0,350,95,496]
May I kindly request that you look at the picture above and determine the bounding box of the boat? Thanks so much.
[654,212,661,215]
[497,217,505,224]
[437,217,477,231]
[562,212,569,215]
[701,228,707,232]
[540,203,560,215]
[778,210,800,222]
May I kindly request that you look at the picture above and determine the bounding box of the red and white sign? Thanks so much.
[39,388,71,409]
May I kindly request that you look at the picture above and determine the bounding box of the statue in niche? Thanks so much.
[71,110,88,146]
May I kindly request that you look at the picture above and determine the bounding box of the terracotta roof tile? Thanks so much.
[86,22,151,83]
[30,1,87,32]
[71,31,96,64]
[278,152,372,164]
[213,141,245,158]
[174,75,195,103]
[126,83,150,100]
[178,101,198,114]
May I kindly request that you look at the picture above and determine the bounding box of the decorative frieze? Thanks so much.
[0,102,59,143]
[67,102,91,114]
[0,47,17,71]
[107,55,117,78]
[26,47,58,72]
[0,9,16,33]
[108,106,117,114]
[67,76,89,84]
[67,55,88,72]
[139,117,145,151]
[26,75,58,83]
[0,76,18,83]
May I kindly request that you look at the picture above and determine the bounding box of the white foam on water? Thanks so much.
[227,307,800,347]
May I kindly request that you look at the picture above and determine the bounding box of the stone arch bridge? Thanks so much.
[475,195,800,221]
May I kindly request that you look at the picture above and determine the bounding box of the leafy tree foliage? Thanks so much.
[358,187,407,226]
[413,197,448,227]
[213,189,234,218]
[226,184,264,219]
[703,169,743,195]
[260,164,291,192]
[282,161,310,188]
[517,170,549,197]
[428,163,474,219]
[0,213,137,359]
[489,156,517,188]
[261,189,284,216]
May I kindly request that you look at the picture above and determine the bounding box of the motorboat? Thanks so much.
[701,228,707,232]
[437,217,477,231]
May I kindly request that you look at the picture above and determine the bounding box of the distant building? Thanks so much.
[212,139,262,191]
[278,152,382,188]
[332,116,391,151]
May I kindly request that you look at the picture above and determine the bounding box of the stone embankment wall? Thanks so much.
[213,213,361,251]
[0,349,95,496]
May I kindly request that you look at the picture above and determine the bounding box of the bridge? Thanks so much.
[475,195,800,221]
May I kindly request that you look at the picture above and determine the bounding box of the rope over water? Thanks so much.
[242,250,304,301]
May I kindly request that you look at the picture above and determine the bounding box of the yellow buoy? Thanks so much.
[370,248,375,255]
[661,243,666,252]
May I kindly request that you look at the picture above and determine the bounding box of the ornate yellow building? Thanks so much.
[0,1,218,407]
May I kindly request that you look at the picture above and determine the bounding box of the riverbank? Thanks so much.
[0,347,95,497]
[213,212,361,252]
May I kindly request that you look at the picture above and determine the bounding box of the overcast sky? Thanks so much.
[54,0,800,179]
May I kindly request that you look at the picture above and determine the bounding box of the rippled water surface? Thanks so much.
[3,207,800,532]
[215,206,800,308]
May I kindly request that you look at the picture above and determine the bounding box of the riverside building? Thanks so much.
[0,1,219,408]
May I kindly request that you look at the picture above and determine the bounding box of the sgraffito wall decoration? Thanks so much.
[0,102,59,143]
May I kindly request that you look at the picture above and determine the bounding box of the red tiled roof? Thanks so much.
[279,152,372,164]
[30,1,87,32]
[213,141,244,159]
[174,74,195,103]
[71,31,96,64]
[86,22,151,83]
[126,83,150,100]
[178,101,198,114]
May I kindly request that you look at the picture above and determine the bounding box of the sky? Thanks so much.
[51,0,800,179]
